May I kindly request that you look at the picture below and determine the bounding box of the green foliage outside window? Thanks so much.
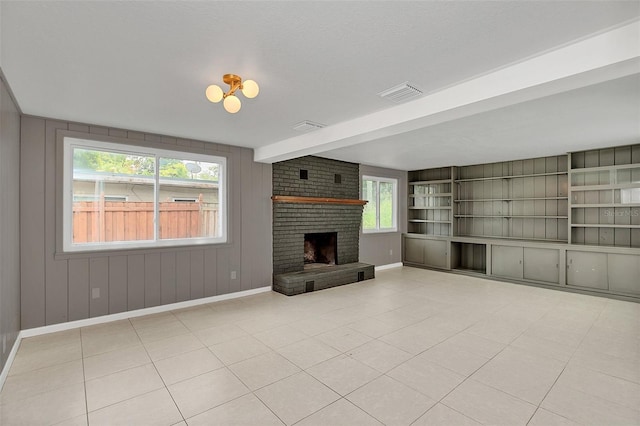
[73,149,219,181]
[362,178,396,231]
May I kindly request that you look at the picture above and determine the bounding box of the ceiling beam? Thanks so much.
[254,20,640,164]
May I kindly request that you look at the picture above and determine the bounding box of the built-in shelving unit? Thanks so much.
[454,155,568,242]
[569,144,640,247]
[403,146,640,300]
[408,167,453,236]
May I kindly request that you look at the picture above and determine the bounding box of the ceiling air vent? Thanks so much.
[378,82,423,104]
[293,120,326,132]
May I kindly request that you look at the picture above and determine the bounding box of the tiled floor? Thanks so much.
[1,266,639,425]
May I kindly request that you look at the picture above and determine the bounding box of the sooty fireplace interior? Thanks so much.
[304,232,337,268]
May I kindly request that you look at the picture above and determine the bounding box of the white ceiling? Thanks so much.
[1,1,639,170]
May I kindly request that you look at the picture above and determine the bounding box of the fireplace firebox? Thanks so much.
[304,232,337,268]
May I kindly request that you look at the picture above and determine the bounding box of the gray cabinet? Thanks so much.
[403,236,448,269]
[523,247,559,284]
[424,239,448,269]
[404,237,424,265]
[566,251,608,290]
[491,245,560,284]
[491,245,523,279]
[607,253,640,295]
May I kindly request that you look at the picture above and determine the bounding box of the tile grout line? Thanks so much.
[401,309,543,424]
[80,328,90,426]
[127,317,188,425]
[526,301,609,425]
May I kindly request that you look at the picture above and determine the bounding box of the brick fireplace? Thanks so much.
[272,156,374,295]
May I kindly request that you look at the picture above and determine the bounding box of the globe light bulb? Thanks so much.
[241,79,259,99]
[223,95,241,113]
[205,85,223,103]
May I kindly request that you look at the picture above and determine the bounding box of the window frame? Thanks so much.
[361,175,398,234]
[62,137,227,253]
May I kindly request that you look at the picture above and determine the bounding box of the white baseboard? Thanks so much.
[0,285,272,390]
[20,286,272,339]
[0,331,23,393]
[375,262,403,272]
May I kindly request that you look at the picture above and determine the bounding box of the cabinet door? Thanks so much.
[524,248,559,284]
[492,245,524,279]
[404,238,424,265]
[424,239,448,269]
[608,253,640,295]
[566,251,608,289]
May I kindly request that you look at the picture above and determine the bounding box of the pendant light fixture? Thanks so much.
[205,74,259,113]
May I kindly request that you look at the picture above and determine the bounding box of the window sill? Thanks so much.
[362,229,399,235]
[54,240,232,260]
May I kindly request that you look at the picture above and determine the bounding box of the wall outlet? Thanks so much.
[389,249,393,256]
[2,335,6,354]
[230,271,237,280]
[91,288,100,299]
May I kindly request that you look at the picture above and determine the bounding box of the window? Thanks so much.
[362,176,397,233]
[63,137,226,252]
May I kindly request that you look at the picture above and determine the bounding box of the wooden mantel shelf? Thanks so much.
[271,195,368,205]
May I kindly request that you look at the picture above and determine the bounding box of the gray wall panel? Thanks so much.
[257,163,273,289]
[19,116,46,329]
[228,147,243,294]
[176,251,191,302]
[18,117,273,329]
[108,256,128,314]
[0,76,21,371]
[190,250,204,299]
[240,148,254,291]
[127,254,145,310]
[89,257,109,317]
[144,253,162,307]
[160,252,177,305]
[216,249,231,295]
[45,120,69,325]
[203,248,218,297]
[67,258,89,321]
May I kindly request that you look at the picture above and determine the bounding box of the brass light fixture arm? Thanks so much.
[222,74,243,99]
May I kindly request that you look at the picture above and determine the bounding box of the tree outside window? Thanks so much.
[362,176,397,233]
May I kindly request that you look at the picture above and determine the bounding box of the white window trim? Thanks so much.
[62,137,227,252]
[362,175,398,234]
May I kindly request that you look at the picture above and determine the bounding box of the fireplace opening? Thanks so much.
[304,232,337,269]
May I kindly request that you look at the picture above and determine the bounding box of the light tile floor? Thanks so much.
[1,267,639,425]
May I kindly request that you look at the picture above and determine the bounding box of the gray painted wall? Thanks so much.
[0,76,21,370]
[359,164,407,266]
[20,116,272,329]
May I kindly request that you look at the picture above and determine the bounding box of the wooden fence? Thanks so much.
[73,200,218,243]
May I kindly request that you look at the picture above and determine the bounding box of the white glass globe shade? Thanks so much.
[223,95,241,113]
[241,80,259,99]
[205,85,223,103]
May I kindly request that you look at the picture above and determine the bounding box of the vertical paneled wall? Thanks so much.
[0,76,21,370]
[359,164,408,266]
[20,116,272,329]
